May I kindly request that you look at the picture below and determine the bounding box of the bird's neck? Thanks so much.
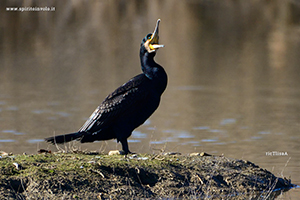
[140,52,168,94]
[141,53,157,78]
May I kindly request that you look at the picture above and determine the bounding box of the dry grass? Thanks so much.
[0,152,295,199]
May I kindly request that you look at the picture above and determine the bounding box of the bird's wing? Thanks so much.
[78,74,149,133]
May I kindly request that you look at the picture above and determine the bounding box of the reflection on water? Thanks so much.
[0,139,15,143]
[1,0,300,198]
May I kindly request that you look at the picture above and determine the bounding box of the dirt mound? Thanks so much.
[0,152,295,199]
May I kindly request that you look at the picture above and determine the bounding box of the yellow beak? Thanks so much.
[147,19,164,52]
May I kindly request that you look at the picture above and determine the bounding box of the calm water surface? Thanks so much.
[1,0,300,198]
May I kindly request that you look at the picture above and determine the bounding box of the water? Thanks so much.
[1,0,300,198]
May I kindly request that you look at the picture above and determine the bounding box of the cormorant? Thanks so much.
[45,19,167,154]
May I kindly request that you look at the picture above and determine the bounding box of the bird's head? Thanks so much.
[141,19,164,54]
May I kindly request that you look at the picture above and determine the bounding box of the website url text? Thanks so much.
[6,6,55,12]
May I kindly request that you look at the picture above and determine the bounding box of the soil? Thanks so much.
[0,151,295,199]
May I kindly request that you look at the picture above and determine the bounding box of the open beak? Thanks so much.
[147,19,164,53]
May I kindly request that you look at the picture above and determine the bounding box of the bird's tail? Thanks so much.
[45,132,85,144]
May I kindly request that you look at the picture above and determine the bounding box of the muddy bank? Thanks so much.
[0,151,295,199]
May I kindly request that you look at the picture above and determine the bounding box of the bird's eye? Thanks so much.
[147,34,152,40]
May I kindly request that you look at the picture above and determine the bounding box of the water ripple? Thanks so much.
[2,130,15,133]
[220,118,236,125]
[0,139,15,143]
[132,131,147,138]
[32,110,47,114]
[258,131,271,135]
[2,130,25,135]
[56,112,71,117]
[128,139,141,143]
[7,106,18,111]
[27,139,44,143]
[193,126,210,130]
[202,139,218,142]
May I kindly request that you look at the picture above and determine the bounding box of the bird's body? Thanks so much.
[45,19,166,154]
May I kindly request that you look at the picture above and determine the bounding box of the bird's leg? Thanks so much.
[120,139,130,154]
[120,139,134,155]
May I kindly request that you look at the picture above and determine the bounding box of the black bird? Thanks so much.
[45,19,167,154]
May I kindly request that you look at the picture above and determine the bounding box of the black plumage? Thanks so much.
[45,19,167,154]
